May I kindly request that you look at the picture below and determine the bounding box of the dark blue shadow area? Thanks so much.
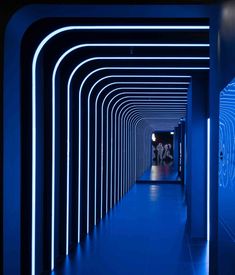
[137,165,181,183]
[51,184,208,275]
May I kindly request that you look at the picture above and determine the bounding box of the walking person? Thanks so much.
[157,142,164,164]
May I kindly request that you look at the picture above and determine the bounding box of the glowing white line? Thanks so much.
[33,24,209,273]
[101,87,187,206]
[94,79,189,216]
[125,114,137,193]
[88,76,189,217]
[207,118,210,241]
[55,53,197,243]
[66,88,70,255]
[133,116,180,179]
[75,67,192,235]
[97,80,188,207]
[129,114,141,188]
[101,84,188,206]
[50,37,201,270]
[135,118,153,176]
[111,103,184,205]
[71,67,191,220]
[113,99,186,201]
[125,114,155,191]
[84,70,202,232]
[114,103,185,203]
[31,67,36,275]
[46,44,200,268]
[120,111,141,197]
[134,118,153,179]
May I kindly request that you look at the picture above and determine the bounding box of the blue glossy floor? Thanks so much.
[137,164,181,183]
[53,184,208,275]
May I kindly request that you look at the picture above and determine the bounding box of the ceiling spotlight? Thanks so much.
[152,133,156,142]
[170,132,174,135]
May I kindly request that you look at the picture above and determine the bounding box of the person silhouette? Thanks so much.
[156,143,164,164]
[167,144,173,160]
[163,144,168,160]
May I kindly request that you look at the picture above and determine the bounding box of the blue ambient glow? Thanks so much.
[33,25,209,272]
[94,79,189,217]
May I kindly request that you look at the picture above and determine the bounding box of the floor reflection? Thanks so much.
[149,185,160,202]
[51,184,208,275]
[138,164,181,183]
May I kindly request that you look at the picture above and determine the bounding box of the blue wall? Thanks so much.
[218,80,235,273]
[186,76,208,239]
[217,2,235,273]
[173,126,179,170]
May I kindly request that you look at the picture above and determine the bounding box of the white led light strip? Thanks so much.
[64,57,196,259]
[99,85,188,210]
[111,99,186,204]
[94,81,188,219]
[70,64,197,242]
[114,100,186,201]
[118,103,183,204]
[114,112,151,199]
[73,66,191,238]
[78,68,191,235]
[124,111,179,193]
[83,64,191,233]
[92,76,189,214]
[32,25,209,274]
[72,66,192,246]
[207,118,210,241]
[124,114,159,188]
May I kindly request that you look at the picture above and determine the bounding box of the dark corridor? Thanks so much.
[2,2,235,275]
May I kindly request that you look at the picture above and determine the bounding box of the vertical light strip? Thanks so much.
[32,26,209,274]
[32,68,36,275]
[51,81,55,269]
[59,56,196,260]
[207,118,211,241]
[184,132,187,187]
[79,67,197,240]
[66,84,70,254]
[84,69,201,234]
[179,142,182,172]
[101,84,188,214]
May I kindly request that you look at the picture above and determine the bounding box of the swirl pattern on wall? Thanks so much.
[219,78,235,240]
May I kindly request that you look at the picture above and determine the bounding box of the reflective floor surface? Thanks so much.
[52,184,208,275]
[137,165,181,183]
